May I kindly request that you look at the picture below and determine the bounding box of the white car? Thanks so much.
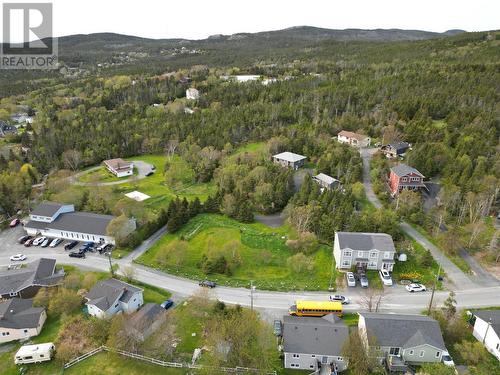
[405,283,426,292]
[10,254,27,261]
[32,236,46,246]
[441,352,455,367]
[49,238,63,248]
[346,272,356,287]
[329,295,350,304]
[379,270,393,286]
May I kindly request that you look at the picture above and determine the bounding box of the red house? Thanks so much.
[389,164,426,196]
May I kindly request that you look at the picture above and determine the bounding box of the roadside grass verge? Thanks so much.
[136,213,337,291]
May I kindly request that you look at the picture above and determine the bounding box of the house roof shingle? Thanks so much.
[103,158,133,172]
[0,258,64,296]
[25,211,115,237]
[336,232,395,252]
[0,298,45,329]
[313,173,339,186]
[86,278,142,312]
[360,313,446,350]
[30,202,66,217]
[283,314,348,356]
[338,130,369,141]
[390,164,424,178]
[272,152,307,163]
[471,310,500,333]
[129,303,166,333]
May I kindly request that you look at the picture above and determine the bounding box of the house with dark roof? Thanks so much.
[272,152,307,170]
[389,164,426,196]
[358,313,448,369]
[380,141,411,159]
[0,120,18,137]
[128,303,167,341]
[0,258,64,299]
[24,202,134,245]
[0,298,46,343]
[313,173,340,191]
[469,310,500,361]
[85,278,143,319]
[283,314,348,372]
[103,158,134,178]
[337,130,371,148]
[333,232,396,271]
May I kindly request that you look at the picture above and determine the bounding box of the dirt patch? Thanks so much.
[474,252,500,279]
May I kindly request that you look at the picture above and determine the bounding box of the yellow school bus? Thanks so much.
[289,300,343,317]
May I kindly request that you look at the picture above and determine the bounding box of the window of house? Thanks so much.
[496,343,499,350]
[40,354,44,357]
[368,261,377,268]
[409,350,414,355]
[384,252,392,259]
[293,354,299,358]
[114,303,119,308]
[370,252,377,258]
[311,355,315,358]
[309,365,314,369]
[338,357,343,361]
[420,350,425,357]
[389,347,400,356]
[435,351,440,358]
[24,329,28,333]
[342,260,351,267]
[401,177,407,182]
[357,251,364,257]
[344,250,352,257]
[9,292,17,297]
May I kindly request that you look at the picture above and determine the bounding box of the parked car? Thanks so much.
[160,299,174,310]
[199,280,216,288]
[40,238,50,247]
[10,254,27,261]
[96,243,112,253]
[441,352,455,367]
[346,272,356,287]
[329,294,350,304]
[64,241,78,251]
[273,320,283,337]
[69,250,85,258]
[359,273,369,288]
[9,218,20,227]
[379,270,393,286]
[18,235,31,244]
[405,283,427,292]
[49,238,63,248]
[24,238,34,247]
[32,236,46,246]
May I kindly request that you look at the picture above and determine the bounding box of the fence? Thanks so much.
[64,346,276,374]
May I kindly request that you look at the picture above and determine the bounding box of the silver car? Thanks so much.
[359,273,369,288]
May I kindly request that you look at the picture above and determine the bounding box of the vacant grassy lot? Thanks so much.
[136,214,337,291]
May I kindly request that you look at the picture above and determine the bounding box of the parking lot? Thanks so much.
[0,225,111,262]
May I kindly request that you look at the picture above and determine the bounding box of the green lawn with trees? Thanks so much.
[136,213,337,291]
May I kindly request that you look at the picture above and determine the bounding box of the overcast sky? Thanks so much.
[3,0,500,40]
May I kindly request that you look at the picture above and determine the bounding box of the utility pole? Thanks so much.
[427,261,441,315]
[250,281,255,311]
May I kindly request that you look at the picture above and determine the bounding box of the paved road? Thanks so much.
[70,160,154,187]
[359,148,477,289]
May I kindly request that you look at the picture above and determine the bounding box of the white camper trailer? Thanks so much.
[14,343,55,364]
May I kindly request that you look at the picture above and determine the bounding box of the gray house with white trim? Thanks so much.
[333,232,396,271]
[272,152,307,170]
[0,298,46,344]
[283,314,348,372]
[358,313,448,368]
[85,278,143,319]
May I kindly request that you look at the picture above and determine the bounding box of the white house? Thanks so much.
[0,299,47,344]
[272,152,307,170]
[333,232,396,271]
[103,158,134,178]
[24,202,127,245]
[470,310,500,361]
[85,278,143,319]
[186,88,200,100]
[283,314,348,373]
[337,130,371,148]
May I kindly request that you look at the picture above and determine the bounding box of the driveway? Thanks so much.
[70,160,155,187]
[359,148,476,289]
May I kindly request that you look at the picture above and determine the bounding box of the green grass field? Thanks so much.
[77,166,138,183]
[136,214,337,291]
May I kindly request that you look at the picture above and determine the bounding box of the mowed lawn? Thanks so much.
[136,214,336,291]
[51,154,216,213]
